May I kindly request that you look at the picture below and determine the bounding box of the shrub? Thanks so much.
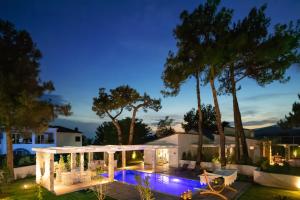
[256,157,269,170]
[135,175,154,200]
[18,156,32,166]
[182,152,187,160]
[186,151,192,161]
[93,182,106,200]
[58,155,66,172]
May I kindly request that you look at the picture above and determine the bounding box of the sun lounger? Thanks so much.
[199,169,237,200]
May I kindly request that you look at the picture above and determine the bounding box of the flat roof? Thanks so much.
[32,144,178,154]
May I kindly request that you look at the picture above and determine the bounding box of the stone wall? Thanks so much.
[14,165,36,179]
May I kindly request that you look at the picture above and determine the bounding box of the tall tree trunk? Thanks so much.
[111,120,123,145]
[230,67,249,162]
[195,73,203,169]
[230,67,240,162]
[6,127,14,177]
[209,77,226,167]
[128,108,138,145]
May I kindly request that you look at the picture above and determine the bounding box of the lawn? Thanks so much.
[0,177,116,200]
[239,184,300,200]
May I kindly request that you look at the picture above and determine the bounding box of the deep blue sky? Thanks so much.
[1,0,299,137]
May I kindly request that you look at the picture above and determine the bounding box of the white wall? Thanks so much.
[14,165,36,179]
[0,128,57,155]
[254,169,300,190]
[56,132,82,147]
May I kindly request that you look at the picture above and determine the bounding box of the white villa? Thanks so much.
[146,127,262,165]
[0,126,82,155]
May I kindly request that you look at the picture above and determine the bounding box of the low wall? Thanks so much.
[200,162,256,176]
[254,169,300,190]
[14,165,35,180]
[226,164,257,176]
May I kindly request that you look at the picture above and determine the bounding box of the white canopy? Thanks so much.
[32,144,178,154]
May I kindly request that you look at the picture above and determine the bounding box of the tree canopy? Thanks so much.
[0,19,72,175]
[92,85,161,145]
[278,94,300,128]
[94,117,153,145]
[182,105,217,133]
[156,116,175,138]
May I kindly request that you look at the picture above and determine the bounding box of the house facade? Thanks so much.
[0,126,82,155]
[144,127,261,167]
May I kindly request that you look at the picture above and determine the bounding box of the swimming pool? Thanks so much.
[102,170,206,196]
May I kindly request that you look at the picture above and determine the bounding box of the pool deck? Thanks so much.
[104,168,252,200]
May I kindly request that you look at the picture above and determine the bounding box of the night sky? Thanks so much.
[1,0,299,137]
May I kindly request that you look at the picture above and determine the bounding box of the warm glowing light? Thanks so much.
[23,184,28,189]
[249,146,254,150]
[293,150,297,158]
[132,151,137,160]
[296,180,300,189]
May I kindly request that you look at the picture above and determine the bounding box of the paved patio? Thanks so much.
[104,181,251,200]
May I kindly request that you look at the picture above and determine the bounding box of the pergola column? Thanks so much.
[108,152,115,182]
[36,152,42,183]
[152,149,156,172]
[88,152,93,169]
[71,153,77,172]
[44,153,54,192]
[80,153,84,172]
[285,145,290,161]
[122,151,126,169]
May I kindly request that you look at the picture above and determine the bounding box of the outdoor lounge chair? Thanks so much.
[199,169,237,200]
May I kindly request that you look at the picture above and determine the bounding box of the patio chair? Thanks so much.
[199,169,237,200]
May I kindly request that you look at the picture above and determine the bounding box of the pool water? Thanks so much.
[101,170,206,196]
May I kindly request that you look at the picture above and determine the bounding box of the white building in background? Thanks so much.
[144,127,261,167]
[0,126,82,155]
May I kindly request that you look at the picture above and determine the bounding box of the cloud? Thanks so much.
[242,92,294,101]
[241,110,257,117]
[242,117,279,126]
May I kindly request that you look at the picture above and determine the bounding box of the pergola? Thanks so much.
[33,144,177,193]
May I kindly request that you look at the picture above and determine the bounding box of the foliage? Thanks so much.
[256,157,270,170]
[17,156,33,167]
[0,19,72,175]
[93,182,107,200]
[66,154,71,171]
[186,151,192,161]
[217,3,300,161]
[94,117,152,145]
[82,135,93,146]
[278,94,300,128]
[181,152,187,160]
[135,175,155,200]
[155,116,175,138]
[92,85,161,145]
[212,156,220,164]
[58,155,66,172]
[182,105,217,133]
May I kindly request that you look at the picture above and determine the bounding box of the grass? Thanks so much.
[0,177,116,200]
[239,184,300,200]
